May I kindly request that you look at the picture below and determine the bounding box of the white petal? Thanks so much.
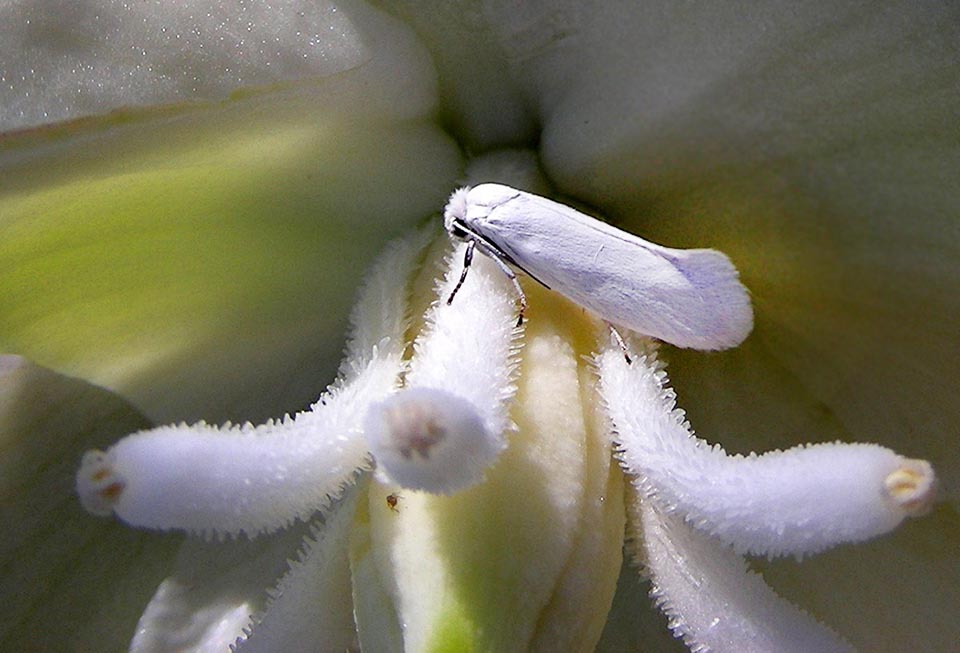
[1,0,438,130]
[462,149,552,195]
[634,499,852,653]
[76,230,430,536]
[130,521,313,653]
[522,0,960,501]
[599,342,936,557]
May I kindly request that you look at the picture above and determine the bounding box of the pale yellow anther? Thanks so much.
[76,449,125,517]
[884,459,937,516]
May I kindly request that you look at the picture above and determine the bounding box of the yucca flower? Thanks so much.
[2,2,957,651]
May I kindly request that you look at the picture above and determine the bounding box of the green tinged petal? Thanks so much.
[528,3,960,487]
[526,11,960,642]
[526,4,960,648]
[0,356,181,653]
[0,97,461,424]
[754,503,960,651]
[384,4,958,648]
[1,0,462,423]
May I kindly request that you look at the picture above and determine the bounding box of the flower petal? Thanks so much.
[525,2,960,498]
[1,0,435,130]
[370,3,539,149]
[1,2,459,423]
[0,356,181,652]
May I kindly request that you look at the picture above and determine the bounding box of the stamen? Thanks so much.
[366,243,522,493]
[234,489,359,652]
[76,450,125,516]
[598,342,938,558]
[75,230,430,536]
[633,499,853,653]
[884,459,936,516]
[365,388,497,494]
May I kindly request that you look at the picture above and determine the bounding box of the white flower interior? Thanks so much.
[74,212,939,652]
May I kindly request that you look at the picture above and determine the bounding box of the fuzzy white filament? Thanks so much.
[599,342,937,558]
[234,489,359,652]
[634,500,853,653]
[75,231,430,536]
[365,243,521,494]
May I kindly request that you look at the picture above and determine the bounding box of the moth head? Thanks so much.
[443,186,472,238]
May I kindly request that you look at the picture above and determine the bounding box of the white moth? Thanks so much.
[443,183,753,350]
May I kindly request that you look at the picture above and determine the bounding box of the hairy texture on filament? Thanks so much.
[367,243,523,493]
[599,341,935,558]
[633,499,852,653]
[234,487,360,652]
[407,242,524,437]
[76,230,431,537]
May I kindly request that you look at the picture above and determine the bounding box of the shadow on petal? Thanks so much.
[0,356,181,652]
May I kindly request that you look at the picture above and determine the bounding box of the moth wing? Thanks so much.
[475,190,752,350]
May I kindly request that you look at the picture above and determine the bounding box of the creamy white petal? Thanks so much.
[76,231,429,536]
[523,0,960,501]
[634,499,852,653]
[599,342,936,557]
[1,0,439,130]
[130,521,313,653]
[462,149,552,195]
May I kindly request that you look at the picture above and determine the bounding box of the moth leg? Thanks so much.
[449,239,527,326]
[606,322,633,364]
[480,246,526,326]
[447,239,476,306]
